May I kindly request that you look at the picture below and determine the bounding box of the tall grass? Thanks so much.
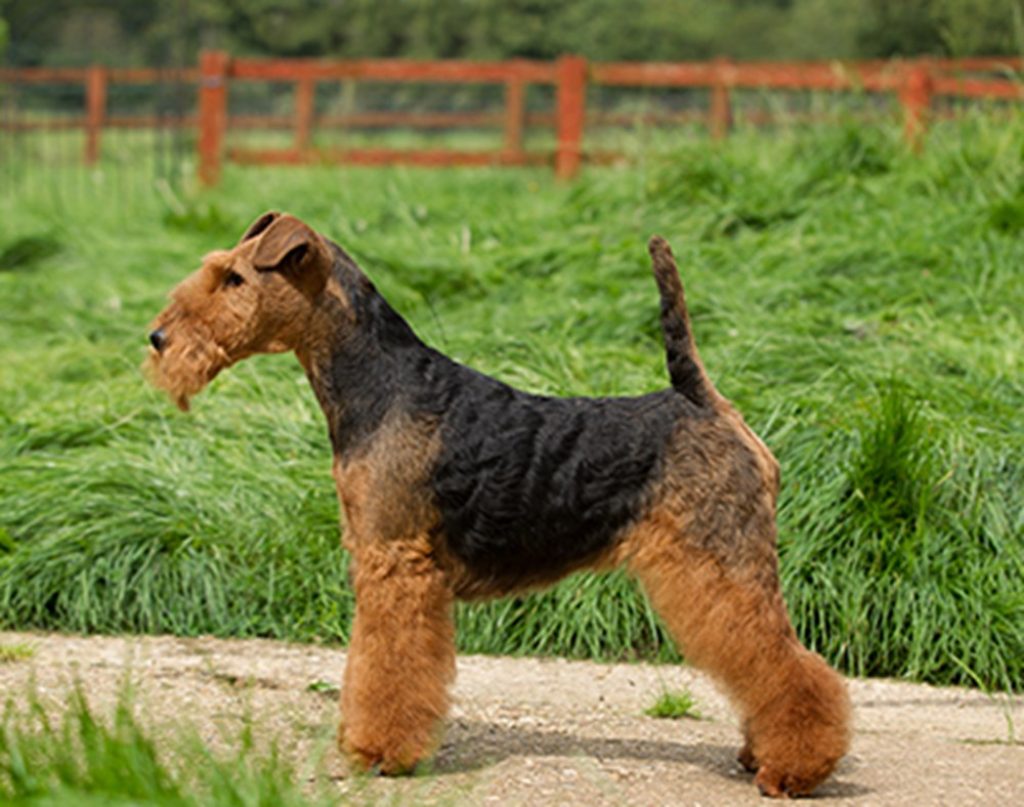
[0,116,1021,690]
[0,691,334,806]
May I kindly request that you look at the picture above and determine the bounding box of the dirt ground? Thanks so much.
[0,631,1020,805]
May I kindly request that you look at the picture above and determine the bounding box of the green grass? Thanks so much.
[0,643,35,663]
[644,689,702,720]
[0,115,1021,691]
[0,691,334,806]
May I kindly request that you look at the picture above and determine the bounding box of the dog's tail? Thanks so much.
[648,236,713,407]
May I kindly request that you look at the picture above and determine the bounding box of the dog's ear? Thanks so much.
[251,215,329,279]
[239,211,280,243]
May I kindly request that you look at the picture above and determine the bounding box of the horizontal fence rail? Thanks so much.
[1,53,1022,182]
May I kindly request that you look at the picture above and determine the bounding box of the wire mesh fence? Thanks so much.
[2,44,1022,199]
[0,2,194,209]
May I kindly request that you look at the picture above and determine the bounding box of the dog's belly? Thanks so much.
[431,388,684,590]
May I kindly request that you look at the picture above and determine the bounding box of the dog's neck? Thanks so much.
[295,250,434,457]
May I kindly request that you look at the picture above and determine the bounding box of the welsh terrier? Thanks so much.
[146,212,851,797]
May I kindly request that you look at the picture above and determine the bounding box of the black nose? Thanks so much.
[149,328,166,352]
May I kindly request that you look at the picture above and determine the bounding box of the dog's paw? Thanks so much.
[755,766,792,798]
[738,743,759,773]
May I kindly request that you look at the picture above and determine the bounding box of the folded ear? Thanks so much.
[239,211,280,243]
[251,214,329,278]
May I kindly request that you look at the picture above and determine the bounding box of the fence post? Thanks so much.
[555,55,587,180]
[710,57,732,140]
[294,78,315,152]
[900,61,932,151]
[503,68,526,161]
[198,50,230,186]
[84,65,107,165]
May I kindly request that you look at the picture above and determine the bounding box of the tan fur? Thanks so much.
[332,413,443,547]
[145,216,332,410]
[611,397,851,797]
[329,413,453,772]
[621,521,849,797]
[340,536,455,774]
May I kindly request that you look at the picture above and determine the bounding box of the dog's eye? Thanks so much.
[223,270,245,288]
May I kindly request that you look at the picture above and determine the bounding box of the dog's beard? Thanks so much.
[143,336,229,412]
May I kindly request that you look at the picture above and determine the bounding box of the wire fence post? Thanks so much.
[901,61,933,151]
[198,50,229,186]
[503,66,526,161]
[710,57,733,140]
[555,55,587,180]
[84,65,107,164]
[294,77,315,153]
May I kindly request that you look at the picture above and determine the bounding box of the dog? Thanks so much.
[145,212,851,797]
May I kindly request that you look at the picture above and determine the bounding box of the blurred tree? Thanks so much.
[1,0,1022,65]
[779,0,861,60]
[457,0,561,59]
[185,0,342,56]
[404,0,472,59]
[857,0,946,56]
[933,0,1024,56]
[549,1,727,60]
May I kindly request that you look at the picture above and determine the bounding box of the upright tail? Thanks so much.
[648,236,713,408]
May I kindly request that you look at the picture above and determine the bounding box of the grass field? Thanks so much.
[0,116,1021,694]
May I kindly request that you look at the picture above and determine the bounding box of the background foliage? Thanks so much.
[2,0,1023,66]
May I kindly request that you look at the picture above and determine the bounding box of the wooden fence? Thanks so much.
[1,53,1022,183]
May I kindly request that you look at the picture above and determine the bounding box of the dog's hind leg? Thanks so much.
[625,526,850,798]
[340,538,455,774]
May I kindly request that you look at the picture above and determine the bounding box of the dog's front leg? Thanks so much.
[340,538,455,775]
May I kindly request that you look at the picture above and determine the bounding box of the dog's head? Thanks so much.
[145,212,332,410]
